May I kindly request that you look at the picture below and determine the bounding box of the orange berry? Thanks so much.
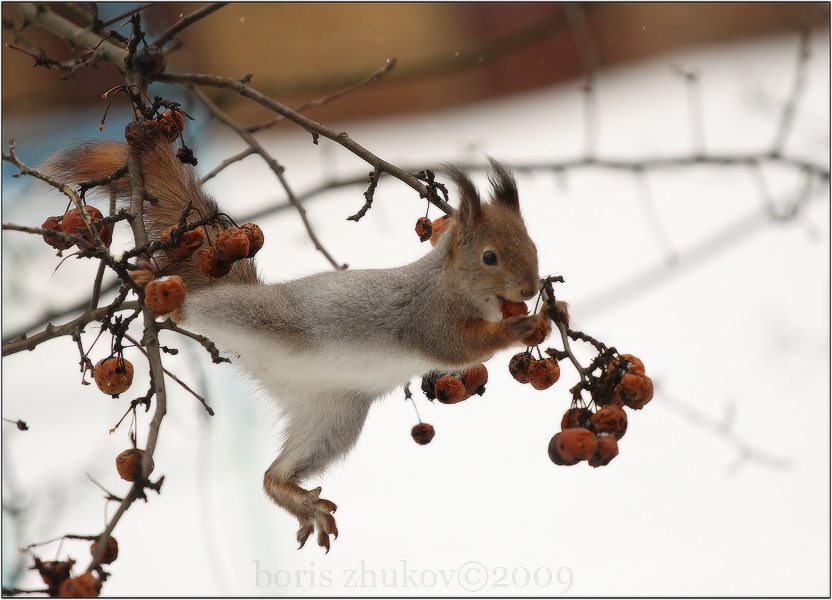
[93,357,134,396]
[124,119,162,151]
[527,357,560,390]
[157,110,185,141]
[590,405,628,439]
[144,275,186,316]
[617,372,654,410]
[42,216,73,250]
[501,300,528,319]
[588,435,619,467]
[508,352,534,384]
[61,206,111,247]
[434,374,468,404]
[547,433,580,466]
[561,407,593,431]
[214,227,250,262]
[415,217,432,242]
[161,225,204,260]
[411,423,435,445]
[35,558,75,589]
[556,428,598,462]
[240,222,264,257]
[521,318,551,346]
[90,536,118,564]
[116,448,153,482]
[429,215,453,246]
[197,246,232,278]
[460,363,488,397]
[58,572,101,597]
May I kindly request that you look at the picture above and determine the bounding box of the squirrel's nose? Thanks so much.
[519,282,538,300]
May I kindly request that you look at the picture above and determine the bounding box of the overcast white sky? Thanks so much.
[2,30,829,596]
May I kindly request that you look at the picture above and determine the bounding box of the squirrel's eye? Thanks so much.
[482,250,498,266]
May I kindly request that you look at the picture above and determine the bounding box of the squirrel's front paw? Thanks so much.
[297,487,338,552]
[503,313,544,341]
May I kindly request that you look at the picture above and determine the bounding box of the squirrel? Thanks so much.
[46,139,549,551]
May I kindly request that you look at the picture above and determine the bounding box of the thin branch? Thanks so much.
[151,3,228,49]
[189,84,346,269]
[771,30,811,156]
[101,3,155,28]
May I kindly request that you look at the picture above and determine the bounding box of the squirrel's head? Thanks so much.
[441,158,540,322]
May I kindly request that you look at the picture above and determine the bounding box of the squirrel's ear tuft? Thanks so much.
[486,157,519,212]
[441,164,482,227]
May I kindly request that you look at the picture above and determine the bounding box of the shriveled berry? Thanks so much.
[197,246,233,278]
[556,428,598,462]
[588,435,619,467]
[620,353,645,374]
[429,215,453,247]
[508,352,533,383]
[240,222,264,257]
[522,318,551,346]
[460,363,488,397]
[131,44,166,77]
[144,275,186,316]
[411,423,435,445]
[156,110,185,141]
[561,407,593,431]
[116,448,153,482]
[616,372,654,409]
[501,300,528,319]
[547,433,580,466]
[214,227,250,262]
[434,374,468,404]
[415,217,432,242]
[61,206,111,247]
[42,216,73,250]
[125,119,162,151]
[161,225,205,260]
[591,405,628,439]
[527,357,560,390]
[90,536,118,564]
[58,572,101,597]
[93,357,134,396]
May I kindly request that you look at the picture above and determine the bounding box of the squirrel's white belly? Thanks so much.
[198,324,434,399]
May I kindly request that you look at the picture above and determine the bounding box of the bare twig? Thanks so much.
[189,84,346,269]
[151,3,228,49]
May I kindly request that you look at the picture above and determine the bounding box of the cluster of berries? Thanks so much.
[35,560,102,598]
[548,354,653,468]
[41,206,112,252]
[197,222,263,278]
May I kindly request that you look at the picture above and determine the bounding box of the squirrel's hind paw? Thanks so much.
[297,486,338,552]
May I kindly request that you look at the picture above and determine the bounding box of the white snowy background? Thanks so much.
[2,29,829,596]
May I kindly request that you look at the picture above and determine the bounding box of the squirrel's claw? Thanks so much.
[296,487,338,552]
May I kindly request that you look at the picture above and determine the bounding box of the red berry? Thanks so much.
[58,572,101,597]
[590,405,628,439]
[156,110,185,141]
[617,372,654,409]
[124,119,162,151]
[61,206,111,247]
[41,215,73,250]
[501,300,528,319]
[522,318,551,346]
[93,357,134,396]
[144,275,186,316]
[588,435,619,467]
[90,536,118,564]
[556,428,598,462]
[547,433,580,466]
[411,423,435,445]
[561,407,593,431]
[240,222,264,257]
[161,225,204,260]
[116,448,153,482]
[508,352,533,384]
[214,227,250,262]
[197,246,233,278]
[527,357,560,390]
[460,363,488,397]
[415,217,432,242]
[434,375,468,404]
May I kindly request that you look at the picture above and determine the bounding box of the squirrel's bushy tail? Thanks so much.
[46,141,258,290]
